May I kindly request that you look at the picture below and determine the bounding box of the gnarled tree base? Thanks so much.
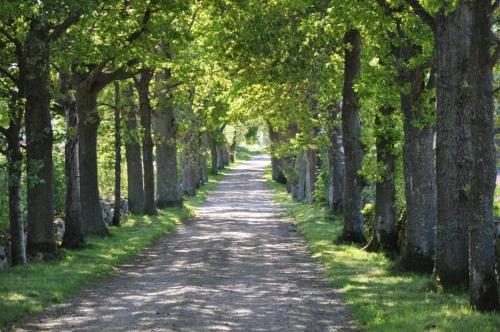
[61,234,86,250]
[27,242,58,261]
[400,249,434,274]
[337,231,366,244]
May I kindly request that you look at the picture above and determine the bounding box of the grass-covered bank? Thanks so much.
[265,168,500,332]
[235,144,263,161]
[0,159,243,329]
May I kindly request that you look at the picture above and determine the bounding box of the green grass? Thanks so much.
[0,164,234,329]
[265,167,500,332]
[235,144,264,160]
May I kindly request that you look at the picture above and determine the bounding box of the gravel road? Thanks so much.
[15,154,356,332]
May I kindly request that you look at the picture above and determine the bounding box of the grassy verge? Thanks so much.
[0,163,237,329]
[265,167,500,332]
[235,144,264,160]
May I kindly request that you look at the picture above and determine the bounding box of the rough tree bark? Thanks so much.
[374,0,437,271]
[2,52,27,265]
[123,83,145,213]
[153,71,182,207]
[295,150,307,202]
[229,132,237,163]
[208,132,218,175]
[75,85,109,236]
[269,125,287,184]
[182,130,199,197]
[399,65,437,272]
[60,73,85,249]
[199,152,208,184]
[4,103,26,265]
[112,81,122,226]
[199,133,209,184]
[217,145,225,170]
[463,0,498,311]
[401,0,498,310]
[339,29,365,243]
[373,1,439,272]
[222,147,230,166]
[327,102,344,213]
[304,147,317,204]
[433,4,472,290]
[135,70,157,215]
[24,21,56,256]
[369,107,397,252]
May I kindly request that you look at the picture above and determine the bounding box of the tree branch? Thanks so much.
[126,0,158,44]
[48,11,82,42]
[375,0,404,16]
[94,59,139,90]
[403,0,436,31]
[98,102,118,110]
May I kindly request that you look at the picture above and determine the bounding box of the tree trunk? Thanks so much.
[399,89,437,272]
[153,76,182,207]
[199,133,209,184]
[304,147,317,204]
[60,74,85,249]
[339,29,365,243]
[373,107,397,252]
[464,0,498,311]
[269,125,287,184]
[75,87,109,237]
[200,152,208,184]
[295,150,306,201]
[271,156,286,183]
[327,102,344,213]
[229,133,236,163]
[24,22,56,256]
[123,84,145,213]
[182,156,196,196]
[434,4,471,289]
[223,147,230,166]
[6,116,26,265]
[283,157,297,197]
[387,30,437,272]
[136,70,157,215]
[182,132,198,196]
[208,132,218,175]
[194,147,201,188]
[112,81,122,226]
[217,145,225,170]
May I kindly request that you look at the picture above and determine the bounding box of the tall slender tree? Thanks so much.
[112,81,122,226]
[60,73,85,249]
[339,29,365,243]
[135,69,157,215]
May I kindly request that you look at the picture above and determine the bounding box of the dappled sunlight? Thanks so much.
[0,198,192,327]
[265,170,500,332]
[16,154,356,332]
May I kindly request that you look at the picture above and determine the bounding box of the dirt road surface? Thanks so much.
[15,155,356,332]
